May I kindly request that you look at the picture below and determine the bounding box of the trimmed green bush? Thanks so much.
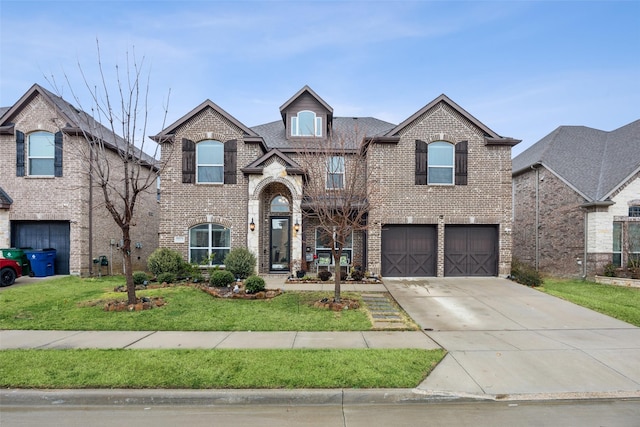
[318,270,332,282]
[603,263,617,277]
[350,269,364,281]
[148,248,184,276]
[510,258,543,287]
[223,248,257,279]
[132,271,148,285]
[157,272,176,284]
[210,270,235,287]
[244,275,266,293]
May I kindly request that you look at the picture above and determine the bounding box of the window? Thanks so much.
[28,131,55,176]
[629,206,640,217]
[271,196,290,212]
[630,223,640,266]
[326,156,345,189]
[189,223,230,265]
[315,228,352,265]
[196,140,224,183]
[291,110,322,136]
[428,141,454,185]
[613,222,622,267]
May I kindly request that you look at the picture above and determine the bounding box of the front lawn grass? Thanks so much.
[0,276,374,331]
[539,278,640,327]
[0,348,445,389]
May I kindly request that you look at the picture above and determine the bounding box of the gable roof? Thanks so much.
[0,83,157,167]
[251,116,395,151]
[384,94,520,146]
[241,149,305,175]
[512,119,640,201]
[151,99,262,146]
[0,186,13,209]
[279,85,334,121]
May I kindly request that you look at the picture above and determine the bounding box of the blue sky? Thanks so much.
[1,0,638,156]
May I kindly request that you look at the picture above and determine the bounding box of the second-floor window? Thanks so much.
[292,110,322,137]
[28,131,55,176]
[326,156,345,189]
[428,141,454,185]
[197,140,224,183]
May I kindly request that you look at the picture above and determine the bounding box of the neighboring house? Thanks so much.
[0,84,159,276]
[152,86,519,277]
[512,120,640,277]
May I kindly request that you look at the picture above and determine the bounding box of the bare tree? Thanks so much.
[294,125,378,302]
[48,41,172,304]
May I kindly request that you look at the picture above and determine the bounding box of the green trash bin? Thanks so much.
[0,248,31,277]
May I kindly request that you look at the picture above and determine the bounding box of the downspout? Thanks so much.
[88,148,93,276]
[534,165,540,270]
[583,209,588,279]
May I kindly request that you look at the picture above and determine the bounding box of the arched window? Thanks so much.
[270,196,290,212]
[28,131,55,176]
[428,141,454,185]
[291,110,322,136]
[196,140,224,183]
[189,223,230,265]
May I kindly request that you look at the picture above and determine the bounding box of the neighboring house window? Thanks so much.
[613,222,622,267]
[326,156,345,189]
[629,223,640,266]
[291,110,322,137]
[196,140,224,183]
[182,138,237,184]
[315,228,352,266]
[629,206,640,217]
[271,196,290,212]
[189,223,230,266]
[415,140,467,186]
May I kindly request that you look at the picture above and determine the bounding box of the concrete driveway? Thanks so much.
[384,277,640,399]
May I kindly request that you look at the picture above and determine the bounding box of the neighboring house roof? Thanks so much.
[251,116,396,151]
[0,83,157,168]
[512,119,640,201]
[0,186,13,209]
[0,107,10,119]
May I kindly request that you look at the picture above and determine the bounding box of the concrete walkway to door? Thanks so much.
[384,277,640,400]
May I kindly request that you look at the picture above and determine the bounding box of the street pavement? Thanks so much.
[1,276,640,404]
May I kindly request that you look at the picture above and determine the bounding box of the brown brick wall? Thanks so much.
[512,166,586,277]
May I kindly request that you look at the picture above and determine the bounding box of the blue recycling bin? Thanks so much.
[24,249,56,277]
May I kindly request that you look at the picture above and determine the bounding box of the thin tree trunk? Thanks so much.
[122,228,136,305]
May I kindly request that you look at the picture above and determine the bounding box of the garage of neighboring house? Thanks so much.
[444,225,498,276]
[11,221,70,275]
[381,225,437,277]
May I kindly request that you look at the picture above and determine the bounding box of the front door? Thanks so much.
[270,217,290,271]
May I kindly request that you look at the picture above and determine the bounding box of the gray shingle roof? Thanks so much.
[251,117,396,150]
[513,120,640,201]
[0,186,13,207]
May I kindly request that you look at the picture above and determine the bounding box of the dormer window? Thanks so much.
[292,110,322,137]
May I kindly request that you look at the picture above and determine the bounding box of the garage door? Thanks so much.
[381,225,436,277]
[444,225,498,276]
[11,221,70,275]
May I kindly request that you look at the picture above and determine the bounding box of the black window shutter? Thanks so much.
[415,140,427,185]
[182,138,195,183]
[455,140,468,185]
[224,139,237,184]
[54,131,63,177]
[16,130,25,177]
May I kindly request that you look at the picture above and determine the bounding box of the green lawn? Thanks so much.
[0,276,377,331]
[0,348,445,389]
[539,278,640,327]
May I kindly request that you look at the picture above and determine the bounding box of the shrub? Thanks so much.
[209,270,235,287]
[510,258,543,287]
[318,270,332,282]
[157,272,176,284]
[148,248,185,276]
[244,275,266,293]
[132,271,148,285]
[350,269,364,281]
[602,263,617,277]
[223,248,257,279]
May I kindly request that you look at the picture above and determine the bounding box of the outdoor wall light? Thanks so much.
[294,220,300,233]
[249,218,255,232]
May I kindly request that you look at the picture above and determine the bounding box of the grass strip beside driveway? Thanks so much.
[0,348,445,389]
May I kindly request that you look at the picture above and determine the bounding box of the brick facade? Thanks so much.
[0,89,159,276]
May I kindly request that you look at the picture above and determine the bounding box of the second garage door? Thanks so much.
[444,225,498,276]
[381,225,437,277]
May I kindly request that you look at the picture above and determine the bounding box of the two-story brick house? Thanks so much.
[0,84,159,276]
[152,86,519,277]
